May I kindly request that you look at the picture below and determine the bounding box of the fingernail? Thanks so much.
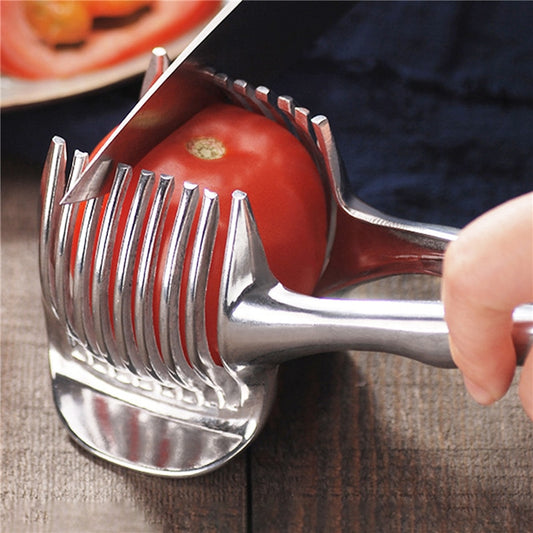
[463,375,495,405]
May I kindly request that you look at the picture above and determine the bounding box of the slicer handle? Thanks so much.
[220,191,532,370]
[287,297,532,368]
[222,286,533,369]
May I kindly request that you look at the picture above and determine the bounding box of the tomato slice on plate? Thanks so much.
[0,1,220,79]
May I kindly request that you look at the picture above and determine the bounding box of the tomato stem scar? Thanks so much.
[186,137,226,160]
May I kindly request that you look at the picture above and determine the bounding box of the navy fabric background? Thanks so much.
[3,1,532,227]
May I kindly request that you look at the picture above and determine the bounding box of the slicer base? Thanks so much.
[49,344,276,477]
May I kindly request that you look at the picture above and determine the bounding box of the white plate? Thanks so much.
[0,5,224,110]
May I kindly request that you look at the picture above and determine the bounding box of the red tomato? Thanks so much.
[1,0,220,79]
[83,103,329,366]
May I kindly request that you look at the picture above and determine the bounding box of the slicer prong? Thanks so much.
[158,183,206,391]
[135,174,175,382]
[140,47,170,99]
[113,170,155,375]
[40,137,67,315]
[276,95,299,138]
[253,86,287,127]
[71,195,103,352]
[183,193,219,375]
[91,164,133,367]
[54,151,87,326]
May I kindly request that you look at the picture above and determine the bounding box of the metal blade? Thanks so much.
[61,0,354,204]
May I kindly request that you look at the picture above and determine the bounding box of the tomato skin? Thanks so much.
[1,0,220,79]
[97,103,329,366]
[137,102,328,287]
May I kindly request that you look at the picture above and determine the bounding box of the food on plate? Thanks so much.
[75,103,329,365]
[25,0,95,46]
[1,0,220,79]
[24,1,156,46]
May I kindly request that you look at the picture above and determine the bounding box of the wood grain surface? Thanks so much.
[2,157,532,532]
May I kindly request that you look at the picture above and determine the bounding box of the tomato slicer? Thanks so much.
[40,51,533,477]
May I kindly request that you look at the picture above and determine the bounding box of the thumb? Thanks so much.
[442,192,533,406]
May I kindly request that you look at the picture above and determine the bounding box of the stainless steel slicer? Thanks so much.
[40,49,533,477]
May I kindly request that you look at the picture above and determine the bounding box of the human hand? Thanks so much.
[442,192,533,420]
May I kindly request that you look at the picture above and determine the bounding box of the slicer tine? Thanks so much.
[232,79,267,116]
[311,115,343,199]
[113,170,155,375]
[91,164,132,367]
[54,150,88,325]
[292,106,316,157]
[210,76,330,199]
[229,81,322,175]
[254,85,287,128]
[184,192,225,393]
[212,72,244,108]
[71,194,103,351]
[184,191,242,405]
[139,47,170,99]
[276,95,299,138]
[253,90,337,270]
[292,106,330,186]
[158,182,208,391]
[293,105,312,135]
[135,174,176,381]
[213,73,270,121]
[40,137,67,314]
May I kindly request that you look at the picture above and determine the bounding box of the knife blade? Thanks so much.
[61,0,354,204]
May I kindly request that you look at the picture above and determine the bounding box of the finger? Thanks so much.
[519,346,533,421]
[442,192,533,404]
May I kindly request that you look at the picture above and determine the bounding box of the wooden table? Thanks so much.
[2,156,532,532]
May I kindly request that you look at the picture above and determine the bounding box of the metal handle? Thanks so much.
[315,206,458,294]
[220,284,533,370]
[219,191,532,371]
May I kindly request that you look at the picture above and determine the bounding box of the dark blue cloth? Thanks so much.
[3,1,532,227]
